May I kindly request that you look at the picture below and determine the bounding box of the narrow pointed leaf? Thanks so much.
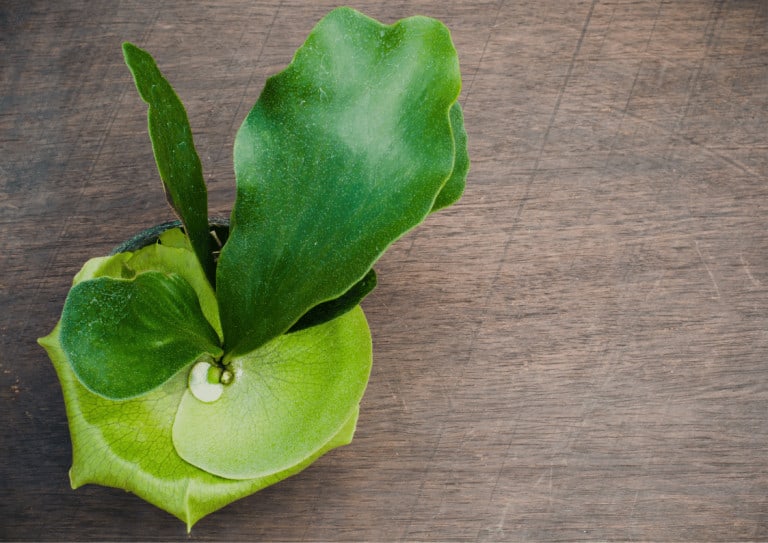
[59,271,222,399]
[122,42,214,285]
[217,7,462,356]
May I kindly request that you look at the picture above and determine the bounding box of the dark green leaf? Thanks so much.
[289,268,377,333]
[122,43,214,285]
[217,7,462,357]
[432,102,470,212]
[59,271,222,399]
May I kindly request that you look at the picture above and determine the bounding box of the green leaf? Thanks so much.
[126,228,222,338]
[39,323,360,531]
[72,253,135,284]
[217,7,462,356]
[122,42,214,285]
[69,229,220,336]
[432,102,470,212]
[172,305,371,479]
[157,224,191,248]
[289,268,376,333]
[59,271,222,399]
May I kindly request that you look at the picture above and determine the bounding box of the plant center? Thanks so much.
[188,358,232,402]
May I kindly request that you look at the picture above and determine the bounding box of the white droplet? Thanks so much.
[188,361,223,403]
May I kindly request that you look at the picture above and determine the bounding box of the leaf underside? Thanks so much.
[289,268,377,333]
[432,102,469,212]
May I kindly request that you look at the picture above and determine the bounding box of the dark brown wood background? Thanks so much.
[3,0,768,540]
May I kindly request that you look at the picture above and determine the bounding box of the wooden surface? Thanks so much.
[3,0,768,540]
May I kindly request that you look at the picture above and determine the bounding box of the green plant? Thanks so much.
[39,7,468,530]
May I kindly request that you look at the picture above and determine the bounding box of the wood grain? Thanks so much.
[2,0,768,540]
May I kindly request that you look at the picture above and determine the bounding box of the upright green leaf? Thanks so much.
[217,7,463,356]
[123,43,214,285]
[59,271,222,399]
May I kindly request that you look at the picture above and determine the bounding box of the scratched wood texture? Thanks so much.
[3,0,768,540]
